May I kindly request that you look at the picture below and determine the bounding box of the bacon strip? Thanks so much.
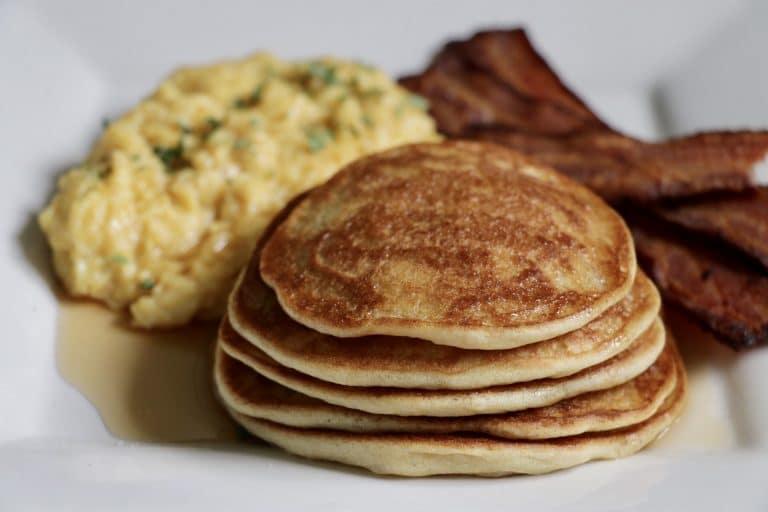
[402,30,767,202]
[469,127,767,202]
[457,30,607,123]
[401,30,606,137]
[631,219,768,350]
[656,186,768,269]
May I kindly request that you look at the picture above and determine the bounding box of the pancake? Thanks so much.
[215,339,678,439]
[218,316,665,417]
[228,355,686,476]
[230,259,659,388]
[259,141,636,349]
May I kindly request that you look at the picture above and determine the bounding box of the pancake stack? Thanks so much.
[215,141,687,476]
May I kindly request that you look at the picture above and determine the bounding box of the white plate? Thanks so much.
[2,1,768,510]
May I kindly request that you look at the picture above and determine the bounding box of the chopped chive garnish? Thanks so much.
[102,118,110,129]
[234,138,250,150]
[109,254,129,265]
[205,118,222,140]
[233,84,264,109]
[407,94,429,111]
[307,62,337,85]
[140,278,155,290]
[87,162,110,179]
[153,141,186,173]
[306,127,334,152]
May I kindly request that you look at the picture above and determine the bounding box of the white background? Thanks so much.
[1,1,767,510]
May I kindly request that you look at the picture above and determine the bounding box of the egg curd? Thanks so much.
[39,54,439,327]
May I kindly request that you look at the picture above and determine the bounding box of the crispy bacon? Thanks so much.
[631,218,768,350]
[401,29,606,137]
[402,30,767,202]
[469,127,765,202]
[656,187,768,269]
[456,30,604,123]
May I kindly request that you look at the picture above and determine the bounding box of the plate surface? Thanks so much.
[1,1,767,510]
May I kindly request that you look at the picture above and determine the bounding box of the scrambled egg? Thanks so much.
[39,54,439,327]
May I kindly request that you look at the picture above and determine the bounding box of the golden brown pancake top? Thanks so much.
[260,141,636,348]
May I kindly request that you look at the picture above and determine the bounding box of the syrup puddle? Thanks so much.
[57,298,239,442]
[650,309,739,452]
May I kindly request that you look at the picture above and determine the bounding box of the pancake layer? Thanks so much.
[230,262,659,389]
[227,348,686,476]
[216,339,678,440]
[260,142,636,349]
[219,316,666,417]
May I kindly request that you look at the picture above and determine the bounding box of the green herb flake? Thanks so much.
[234,138,251,151]
[305,127,334,152]
[233,84,264,109]
[407,94,429,111]
[130,154,141,162]
[87,162,110,179]
[153,142,185,173]
[140,278,155,290]
[205,118,223,140]
[250,117,262,128]
[109,254,129,265]
[307,62,338,85]
[178,122,192,134]
[361,114,374,128]
[101,118,110,129]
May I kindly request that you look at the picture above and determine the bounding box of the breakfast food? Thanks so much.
[215,342,679,439]
[230,390,683,477]
[631,219,768,350]
[399,31,768,203]
[398,30,608,137]
[219,316,665,416]
[229,265,660,388]
[39,54,439,328]
[655,187,768,269]
[215,141,685,476]
[225,353,685,477]
[259,142,636,349]
[464,129,768,203]
[401,28,768,349]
